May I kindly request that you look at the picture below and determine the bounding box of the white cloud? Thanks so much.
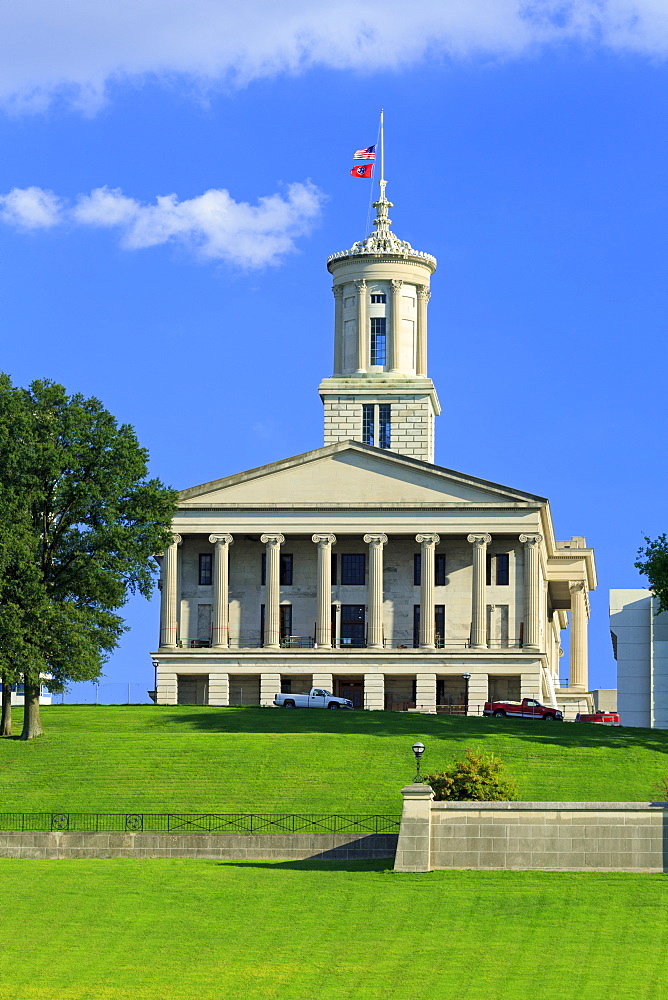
[0,182,324,268]
[0,186,62,228]
[0,1,668,112]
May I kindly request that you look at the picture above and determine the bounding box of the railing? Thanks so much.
[177,636,525,652]
[0,813,401,834]
[177,637,316,650]
[382,638,524,650]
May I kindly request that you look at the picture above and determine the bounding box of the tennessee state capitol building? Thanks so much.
[151,176,596,716]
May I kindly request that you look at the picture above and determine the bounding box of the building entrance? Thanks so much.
[336,678,364,708]
[340,605,365,648]
[177,675,209,706]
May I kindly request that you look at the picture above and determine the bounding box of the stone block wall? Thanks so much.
[394,785,668,873]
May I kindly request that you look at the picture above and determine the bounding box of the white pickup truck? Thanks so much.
[273,687,353,710]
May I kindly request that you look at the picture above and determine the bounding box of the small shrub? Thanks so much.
[423,749,519,801]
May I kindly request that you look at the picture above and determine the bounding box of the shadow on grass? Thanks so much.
[218,858,394,872]
[155,705,668,755]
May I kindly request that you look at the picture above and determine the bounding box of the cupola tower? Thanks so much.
[320,141,440,463]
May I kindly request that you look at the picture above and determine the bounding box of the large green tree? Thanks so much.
[635,535,668,614]
[0,376,177,739]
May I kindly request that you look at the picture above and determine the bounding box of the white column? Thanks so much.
[261,533,285,649]
[260,673,281,708]
[364,673,385,711]
[209,534,233,648]
[415,673,437,713]
[355,279,367,373]
[417,533,440,648]
[416,285,430,376]
[333,285,344,374]
[520,533,543,650]
[569,581,588,692]
[363,533,388,649]
[467,534,491,649]
[312,534,336,647]
[467,673,488,717]
[160,533,182,647]
[208,672,230,706]
[389,278,403,373]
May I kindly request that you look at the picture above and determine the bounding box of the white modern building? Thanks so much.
[151,181,596,714]
[611,589,668,728]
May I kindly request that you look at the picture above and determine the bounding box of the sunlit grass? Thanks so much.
[2,705,667,812]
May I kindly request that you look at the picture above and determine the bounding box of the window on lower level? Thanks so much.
[341,553,365,585]
[370,317,386,365]
[261,552,293,585]
[362,403,391,449]
[362,404,374,446]
[378,404,391,449]
[414,552,447,586]
[199,553,212,586]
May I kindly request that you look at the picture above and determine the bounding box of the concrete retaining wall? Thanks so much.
[394,785,668,873]
[0,830,397,861]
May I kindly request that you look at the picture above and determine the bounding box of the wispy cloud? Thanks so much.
[0,182,324,268]
[1,1,668,112]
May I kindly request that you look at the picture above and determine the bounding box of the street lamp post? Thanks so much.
[412,741,425,783]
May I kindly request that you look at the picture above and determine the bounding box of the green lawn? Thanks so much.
[0,859,666,1000]
[2,705,667,812]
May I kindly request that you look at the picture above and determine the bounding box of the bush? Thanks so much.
[423,749,519,801]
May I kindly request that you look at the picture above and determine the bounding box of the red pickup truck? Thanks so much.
[484,698,563,721]
[575,711,620,725]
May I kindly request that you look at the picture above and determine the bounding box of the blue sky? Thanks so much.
[1,1,666,701]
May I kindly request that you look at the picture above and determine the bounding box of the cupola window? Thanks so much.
[370,317,386,365]
[370,293,386,303]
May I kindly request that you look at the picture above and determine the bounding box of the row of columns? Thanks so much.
[332,281,430,376]
[160,531,580,659]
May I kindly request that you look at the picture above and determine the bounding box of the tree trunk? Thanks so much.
[0,674,11,737]
[20,680,44,740]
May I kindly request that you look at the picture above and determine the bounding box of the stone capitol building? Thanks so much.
[151,180,596,717]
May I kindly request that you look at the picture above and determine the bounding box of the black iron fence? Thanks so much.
[0,812,401,834]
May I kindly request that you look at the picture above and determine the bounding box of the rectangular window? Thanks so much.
[280,605,292,641]
[199,553,212,586]
[341,554,365,585]
[280,554,293,586]
[362,403,374,446]
[331,553,337,586]
[370,293,386,303]
[496,553,510,586]
[261,553,266,585]
[413,605,420,648]
[486,553,510,586]
[370,317,387,365]
[260,604,265,646]
[378,404,391,449]
[331,604,337,647]
[435,553,446,586]
[435,605,445,646]
[413,553,421,586]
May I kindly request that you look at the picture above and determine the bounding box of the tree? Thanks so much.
[635,535,668,614]
[0,376,178,739]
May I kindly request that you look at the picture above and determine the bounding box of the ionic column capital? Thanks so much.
[569,580,586,594]
[363,533,388,547]
[519,533,543,547]
[170,533,182,547]
[467,533,492,547]
[260,533,285,547]
[416,533,440,547]
[209,533,233,547]
[312,533,336,547]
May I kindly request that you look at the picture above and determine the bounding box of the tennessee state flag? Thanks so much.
[350,163,374,178]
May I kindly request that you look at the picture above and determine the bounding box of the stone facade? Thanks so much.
[611,588,668,728]
[150,185,596,714]
[394,785,668,873]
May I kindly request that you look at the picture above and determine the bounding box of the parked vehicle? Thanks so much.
[575,711,620,725]
[273,687,353,710]
[483,698,563,721]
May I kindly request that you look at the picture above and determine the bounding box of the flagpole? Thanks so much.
[379,108,385,202]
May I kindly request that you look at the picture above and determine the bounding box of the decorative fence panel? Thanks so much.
[0,813,401,834]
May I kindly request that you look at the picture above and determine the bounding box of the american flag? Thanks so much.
[353,145,376,160]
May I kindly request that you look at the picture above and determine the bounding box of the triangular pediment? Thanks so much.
[179,442,545,508]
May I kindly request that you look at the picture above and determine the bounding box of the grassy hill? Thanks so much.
[2,705,667,812]
[1,860,666,1000]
